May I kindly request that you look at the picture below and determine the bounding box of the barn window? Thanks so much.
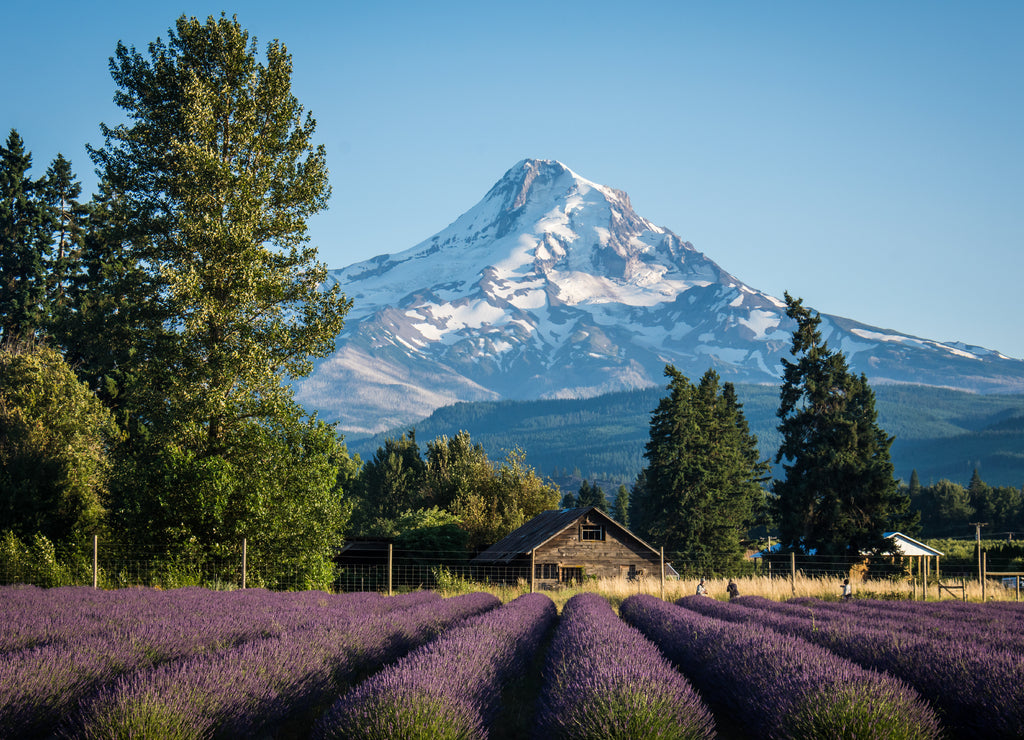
[581,524,605,541]
[535,563,558,579]
[561,567,584,583]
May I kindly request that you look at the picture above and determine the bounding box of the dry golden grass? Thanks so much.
[436,572,1023,610]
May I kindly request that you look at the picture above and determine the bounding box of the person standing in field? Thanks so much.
[841,578,852,600]
[727,579,739,599]
[696,578,708,596]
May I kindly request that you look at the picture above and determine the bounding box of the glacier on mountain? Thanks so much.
[296,159,1024,434]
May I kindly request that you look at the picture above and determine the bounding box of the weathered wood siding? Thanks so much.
[532,512,660,581]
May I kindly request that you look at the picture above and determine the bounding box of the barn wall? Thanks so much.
[533,512,661,581]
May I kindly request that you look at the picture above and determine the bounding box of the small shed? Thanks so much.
[472,506,671,585]
[882,531,944,587]
[883,532,944,559]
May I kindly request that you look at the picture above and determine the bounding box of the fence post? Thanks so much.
[388,543,393,596]
[530,549,535,594]
[241,538,247,589]
[93,535,98,589]
[660,547,665,600]
[982,551,987,601]
[790,551,796,596]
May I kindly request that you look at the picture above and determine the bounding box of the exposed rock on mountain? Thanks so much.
[297,159,1024,434]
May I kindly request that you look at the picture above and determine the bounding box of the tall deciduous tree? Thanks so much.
[636,365,768,572]
[87,15,353,578]
[422,431,491,511]
[89,14,350,450]
[773,293,915,561]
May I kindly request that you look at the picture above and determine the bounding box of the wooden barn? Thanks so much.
[472,506,670,585]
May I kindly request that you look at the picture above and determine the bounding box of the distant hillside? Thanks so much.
[349,384,1024,489]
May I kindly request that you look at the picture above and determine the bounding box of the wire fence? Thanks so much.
[2,535,1020,597]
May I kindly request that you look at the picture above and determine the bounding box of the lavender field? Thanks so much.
[1,585,1020,738]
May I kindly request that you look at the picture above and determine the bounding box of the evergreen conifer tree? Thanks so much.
[773,293,915,562]
[0,130,52,341]
[575,479,608,512]
[40,154,86,324]
[637,365,768,572]
[613,484,630,527]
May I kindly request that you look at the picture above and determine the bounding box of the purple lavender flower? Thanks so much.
[316,593,556,740]
[705,594,1024,738]
[622,594,941,740]
[68,591,498,739]
[535,592,714,740]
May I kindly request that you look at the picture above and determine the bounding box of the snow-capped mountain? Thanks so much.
[297,159,1024,434]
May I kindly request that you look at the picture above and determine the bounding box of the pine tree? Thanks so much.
[0,130,52,341]
[773,293,915,562]
[576,479,608,512]
[40,154,86,324]
[613,484,630,527]
[636,365,768,572]
[56,182,167,414]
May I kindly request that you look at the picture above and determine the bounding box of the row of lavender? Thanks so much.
[4,585,1018,738]
[678,594,1024,738]
[0,586,492,737]
[0,585,430,654]
[620,594,942,739]
[4,588,717,739]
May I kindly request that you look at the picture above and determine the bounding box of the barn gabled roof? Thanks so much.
[472,506,662,564]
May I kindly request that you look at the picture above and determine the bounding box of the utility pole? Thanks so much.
[970,522,988,587]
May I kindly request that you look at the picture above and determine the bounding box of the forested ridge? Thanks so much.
[351,384,1024,490]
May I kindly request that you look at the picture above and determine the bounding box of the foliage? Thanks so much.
[0,130,53,342]
[575,479,608,512]
[392,508,469,560]
[111,412,353,589]
[612,484,629,527]
[90,13,350,454]
[354,431,427,529]
[906,467,1023,538]
[773,293,916,563]
[352,429,559,549]
[452,447,560,549]
[421,431,491,511]
[0,341,121,543]
[0,531,91,587]
[634,366,768,572]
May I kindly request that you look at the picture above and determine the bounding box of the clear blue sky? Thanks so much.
[5,1,1022,359]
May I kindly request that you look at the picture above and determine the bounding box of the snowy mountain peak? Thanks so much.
[303,161,1024,434]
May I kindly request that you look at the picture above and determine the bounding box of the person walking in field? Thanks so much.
[841,578,852,600]
[727,579,739,599]
[696,578,708,596]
